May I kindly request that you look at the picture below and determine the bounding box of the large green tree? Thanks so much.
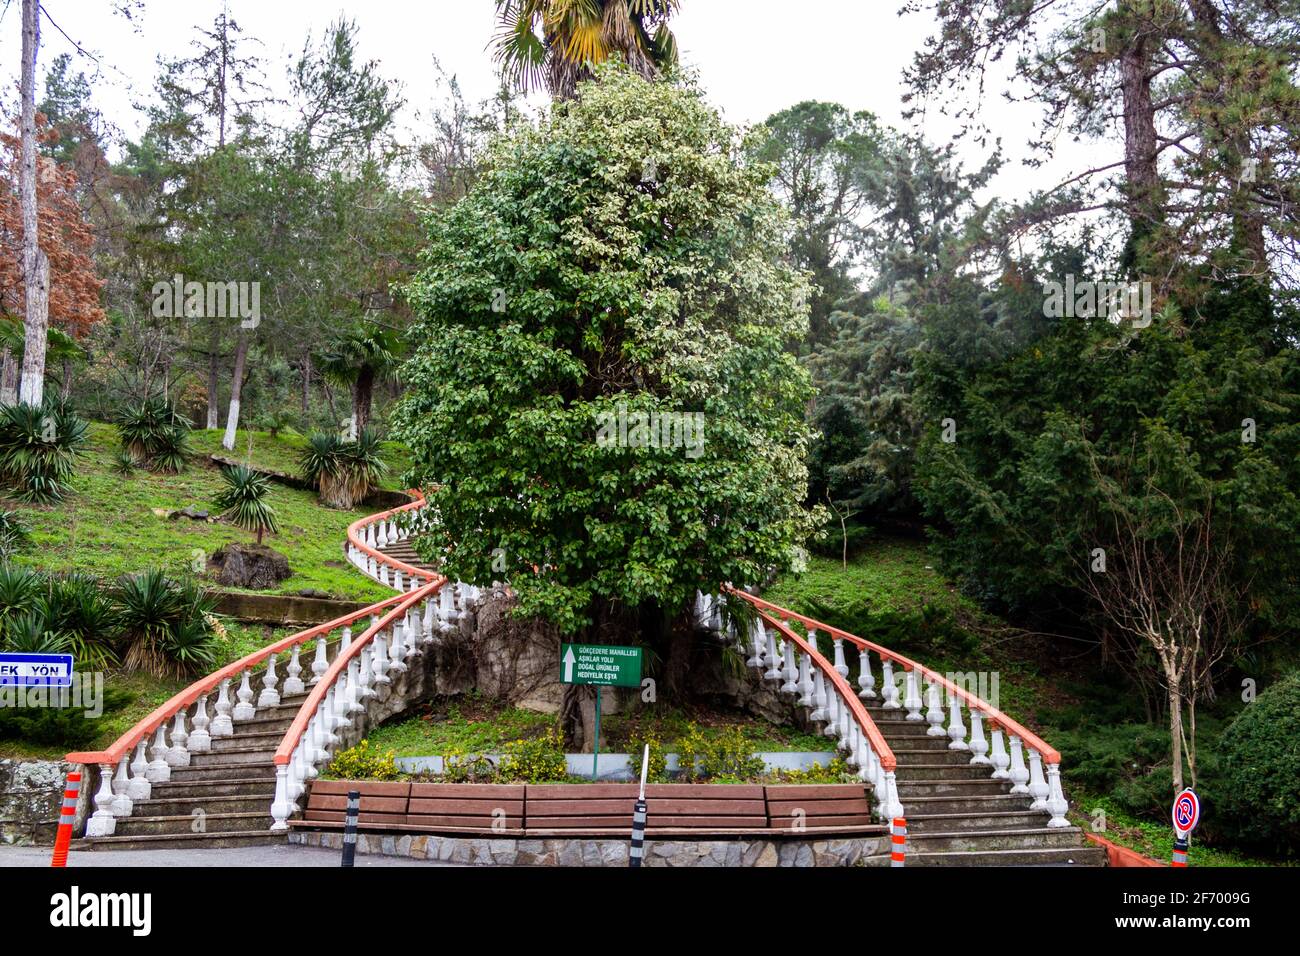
[393,68,819,696]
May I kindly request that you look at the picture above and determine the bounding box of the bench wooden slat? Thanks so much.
[311,781,410,798]
[644,784,765,799]
[409,783,526,799]
[767,798,871,816]
[409,798,524,815]
[308,794,408,814]
[647,798,766,815]
[406,814,523,829]
[764,784,868,800]
[525,784,638,799]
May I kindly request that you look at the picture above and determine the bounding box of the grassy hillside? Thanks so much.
[6,423,401,602]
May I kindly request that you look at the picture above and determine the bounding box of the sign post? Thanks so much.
[560,643,642,780]
[0,652,73,687]
[1170,787,1200,867]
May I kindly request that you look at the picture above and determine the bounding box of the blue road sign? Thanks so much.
[0,653,74,687]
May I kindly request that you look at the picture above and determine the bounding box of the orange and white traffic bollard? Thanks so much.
[1171,834,1189,867]
[890,817,907,867]
[50,771,81,868]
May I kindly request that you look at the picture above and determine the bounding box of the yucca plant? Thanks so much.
[114,570,216,679]
[0,399,88,503]
[300,429,388,509]
[215,464,279,544]
[0,509,30,561]
[2,610,70,655]
[45,573,120,671]
[115,395,191,473]
[0,564,41,625]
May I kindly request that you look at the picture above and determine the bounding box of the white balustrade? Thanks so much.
[832,639,849,677]
[211,680,234,736]
[903,667,923,720]
[127,740,151,801]
[165,710,190,767]
[110,757,133,817]
[258,656,281,708]
[147,725,171,782]
[857,649,876,699]
[310,637,329,685]
[189,695,212,752]
[988,725,1010,778]
[284,644,305,695]
[763,627,782,680]
[946,693,968,750]
[1045,763,1070,826]
[1026,748,1050,810]
[880,659,900,709]
[233,671,256,721]
[1007,734,1030,794]
[967,709,991,765]
[85,766,117,837]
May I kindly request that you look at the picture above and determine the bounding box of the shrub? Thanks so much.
[439,748,500,783]
[0,509,29,561]
[501,728,568,782]
[325,739,401,781]
[699,726,765,780]
[214,464,278,543]
[0,398,87,502]
[627,729,669,783]
[43,573,120,671]
[674,722,709,781]
[300,428,388,509]
[115,395,190,473]
[1211,673,1300,855]
[0,687,131,748]
[114,570,217,678]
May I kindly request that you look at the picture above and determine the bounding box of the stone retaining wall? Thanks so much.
[290,829,886,867]
[0,759,90,845]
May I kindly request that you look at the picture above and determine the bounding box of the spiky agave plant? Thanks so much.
[46,573,120,671]
[115,395,191,473]
[300,432,348,507]
[215,464,279,544]
[114,570,216,679]
[0,509,30,562]
[0,399,88,503]
[342,427,389,507]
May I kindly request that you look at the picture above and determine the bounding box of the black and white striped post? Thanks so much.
[341,789,360,867]
[629,744,649,868]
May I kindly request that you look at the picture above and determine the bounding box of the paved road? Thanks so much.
[0,844,447,867]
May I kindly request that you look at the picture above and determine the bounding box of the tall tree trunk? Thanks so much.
[0,349,17,406]
[1117,2,1162,273]
[1165,662,1184,795]
[353,364,375,434]
[300,353,311,417]
[60,357,72,401]
[18,0,48,408]
[206,327,221,429]
[222,330,250,451]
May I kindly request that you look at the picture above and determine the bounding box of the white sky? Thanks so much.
[0,0,1090,211]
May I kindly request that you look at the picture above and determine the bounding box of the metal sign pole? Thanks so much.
[630,744,649,868]
[592,687,601,781]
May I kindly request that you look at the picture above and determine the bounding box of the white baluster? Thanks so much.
[857,649,876,699]
[845,723,859,767]
[404,610,420,659]
[881,659,900,709]
[341,625,353,651]
[422,599,435,642]
[967,709,991,765]
[189,695,212,752]
[780,644,799,694]
[1045,763,1069,827]
[284,644,305,695]
[988,724,1011,779]
[310,636,329,685]
[925,679,946,735]
[746,619,765,668]
[379,564,390,587]
[127,739,151,801]
[358,647,376,699]
[366,554,377,578]
[372,635,391,687]
[270,765,293,831]
[832,639,849,677]
[110,757,133,817]
[364,524,375,548]
[947,692,968,750]
[212,679,234,736]
[882,770,905,821]
[258,656,281,707]
[1027,748,1050,810]
[388,626,408,674]
[822,690,840,738]
[903,667,923,720]
[165,709,190,767]
[796,650,814,706]
[763,627,782,680]
[233,670,256,721]
[147,725,171,782]
[393,568,403,591]
[85,766,118,837]
[1007,734,1030,794]
[345,659,365,714]
[809,669,828,721]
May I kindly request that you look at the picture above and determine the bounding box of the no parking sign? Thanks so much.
[1172,788,1200,834]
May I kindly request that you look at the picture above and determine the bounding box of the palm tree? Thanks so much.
[316,324,402,439]
[492,0,680,100]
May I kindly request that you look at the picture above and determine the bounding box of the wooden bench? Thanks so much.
[291,780,879,838]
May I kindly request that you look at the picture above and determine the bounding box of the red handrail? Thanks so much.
[346,493,435,585]
[65,591,412,766]
[726,587,1061,764]
[273,577,444,766]
[754,608,896,771]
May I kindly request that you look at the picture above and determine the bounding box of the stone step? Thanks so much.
[905,846,1108,867]
[235,713,299,734]
[892,763,997,781]
[111,811,272,837]
[907,810,1051,833]
[897,779,1014,797]
[893,748,989,765]
[898,793,1035,815]
[190,748,277,768]
[127,794,272,818]
[75,829,289,852]
[903,826,1087,853]
[169,762,277,782]
[146,778,277,801]
[212,731,288,753]
[877,736,951,751]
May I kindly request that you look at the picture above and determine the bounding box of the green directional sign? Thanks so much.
[560,643,642,688]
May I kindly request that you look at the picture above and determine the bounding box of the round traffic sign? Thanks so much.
[1172,788,1200,833]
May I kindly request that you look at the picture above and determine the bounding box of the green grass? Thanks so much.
[6,422,396,602]
[188,428,412,492]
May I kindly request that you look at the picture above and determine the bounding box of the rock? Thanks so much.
[171,506,210,521]
[207,542,291,589]
[296,588,333,599]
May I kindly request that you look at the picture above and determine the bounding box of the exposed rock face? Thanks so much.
[207,543,291,589]
[0,759,90,845]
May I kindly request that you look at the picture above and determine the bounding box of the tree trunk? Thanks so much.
[60,356,72,401]
[300,353,311,417]
[206,327,221,429]
[1166,666,1184,796]
[353,364,375,434]
[222,330,250,451]
[18,0,48,408]
[0,349,17,406]
[1117,3,1161,267]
